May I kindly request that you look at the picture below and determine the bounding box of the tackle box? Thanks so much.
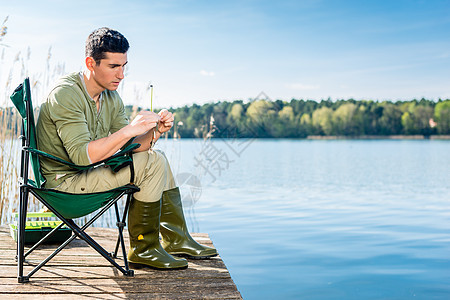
[9,212,72,244]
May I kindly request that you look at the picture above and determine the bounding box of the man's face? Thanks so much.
[91,52,128,91]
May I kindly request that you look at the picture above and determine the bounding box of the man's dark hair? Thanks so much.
[85,27,129,64]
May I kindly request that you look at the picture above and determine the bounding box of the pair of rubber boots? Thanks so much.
[127,187,217,269]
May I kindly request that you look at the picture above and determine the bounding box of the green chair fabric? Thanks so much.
[10,79,46,188]
[32,187,135,219]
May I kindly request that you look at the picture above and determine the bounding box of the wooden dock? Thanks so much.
[0,225,242,299]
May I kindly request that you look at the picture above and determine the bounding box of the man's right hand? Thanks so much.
[127,111,161,137]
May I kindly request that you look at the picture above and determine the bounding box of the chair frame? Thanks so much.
[14,78,138,283]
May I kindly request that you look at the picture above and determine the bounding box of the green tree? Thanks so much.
[412,105,434,135]
[379,103,403,135]
[224,102,245,137]
[353,105,366,135]
[246,100,274,120]
[278,106,294,121]
[275,106,296,137]
[312,107,333,135]
[401,112,415,134]
[230,103,244,121]
[299,113,313,136]
[246,100,277,137]
[434,100,450,134]
[332,103,358,135]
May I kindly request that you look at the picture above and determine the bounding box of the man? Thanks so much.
[36,27,217,270]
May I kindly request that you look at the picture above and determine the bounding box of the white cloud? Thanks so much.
[287,83,320,90]
[200,70,215,76]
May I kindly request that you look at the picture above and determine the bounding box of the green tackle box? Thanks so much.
[9,212,72,244]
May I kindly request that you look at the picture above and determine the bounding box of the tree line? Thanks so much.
[136,98,450,139]
[2,98,449,139]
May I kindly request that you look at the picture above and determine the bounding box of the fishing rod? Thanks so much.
[149,84,153,112]
[149,84,158,151]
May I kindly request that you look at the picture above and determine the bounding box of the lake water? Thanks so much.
[158,139,450,299]
[2,139,450,299]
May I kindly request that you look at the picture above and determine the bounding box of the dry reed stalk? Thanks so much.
[0,23,12,221]
[0,41,22,224]
[0,16,8,47]
[0,109,4,220]
[0,17,33,224]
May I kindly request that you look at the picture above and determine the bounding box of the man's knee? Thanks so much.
[151,150,168,173]
[130,150,174,202]
[131,150,168,176]
[132,151,151,170]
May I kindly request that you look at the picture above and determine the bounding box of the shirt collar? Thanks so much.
[79,71,103,103]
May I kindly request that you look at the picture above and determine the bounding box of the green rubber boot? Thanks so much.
[127,198,188,270]
[160,187,218,259]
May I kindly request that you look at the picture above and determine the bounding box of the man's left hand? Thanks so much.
[157,109,174,133]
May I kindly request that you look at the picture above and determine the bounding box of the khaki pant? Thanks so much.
[56,150,176,203]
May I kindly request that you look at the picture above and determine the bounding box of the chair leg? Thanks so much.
[112,195,133,275]
[113,202,122,259]
[17,187,29,283]
[24,222,66,258]
[113,194,132,259]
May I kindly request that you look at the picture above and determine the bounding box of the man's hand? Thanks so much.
[123,109,173,153]
[157,109,174,133]
[87,110,162,162]
[127,111,160,137]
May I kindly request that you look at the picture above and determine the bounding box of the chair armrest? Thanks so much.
[26,143,141,172]
[103,143,141,173]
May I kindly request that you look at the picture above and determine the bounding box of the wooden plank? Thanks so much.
[1,293,242,300]
[0,279,238,293]
[0,255,229,269]
[0,265,232,279]
[0,225,242,299]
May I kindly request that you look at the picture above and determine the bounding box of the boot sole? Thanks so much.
[171,253,218,260]
[129,262,188,270]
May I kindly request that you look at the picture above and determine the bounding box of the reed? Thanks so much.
[1,15,18,224]
[1,16,27,225]
[0,16,68,225]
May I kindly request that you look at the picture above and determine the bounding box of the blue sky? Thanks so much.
[1,0,450,108]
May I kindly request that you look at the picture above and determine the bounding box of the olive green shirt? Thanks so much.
[36,72,129,188]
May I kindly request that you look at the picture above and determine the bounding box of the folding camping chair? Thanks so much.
[10,78,140,283]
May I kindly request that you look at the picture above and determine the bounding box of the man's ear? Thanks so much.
[85,57,96,71]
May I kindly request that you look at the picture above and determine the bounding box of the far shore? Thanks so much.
[2,135,450,144]
[306,135,450,140]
